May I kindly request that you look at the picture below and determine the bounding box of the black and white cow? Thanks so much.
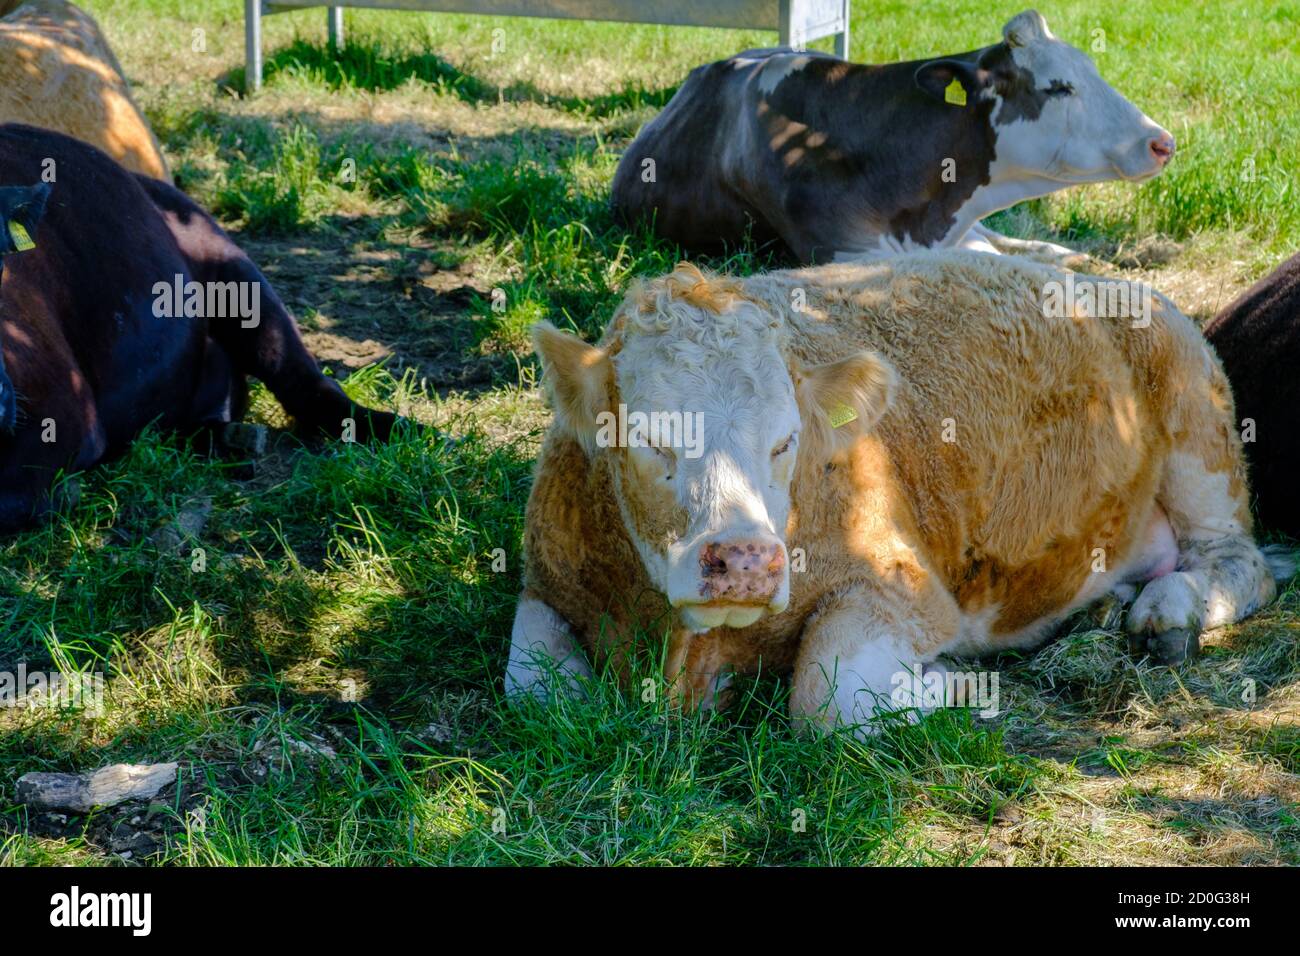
[611,10,1175,264]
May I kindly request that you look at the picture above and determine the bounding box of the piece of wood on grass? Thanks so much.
[16,762,179,813]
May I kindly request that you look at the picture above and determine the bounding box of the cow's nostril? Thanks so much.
[1149,133,1175,163]
[699,543,729,577]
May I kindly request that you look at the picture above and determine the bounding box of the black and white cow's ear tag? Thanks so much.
[944,78,967,107]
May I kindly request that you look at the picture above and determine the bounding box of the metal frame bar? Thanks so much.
[245,0,851,93]
[328,6,345,49]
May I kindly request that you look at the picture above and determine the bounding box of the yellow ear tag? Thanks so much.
[944,78,967,107]
[827,402,858,429]
[8,221,34,252]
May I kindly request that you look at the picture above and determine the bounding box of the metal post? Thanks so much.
[834,0,850,58]
[778,0,792,46]
[244,0,263,94]
[328,7,344,50]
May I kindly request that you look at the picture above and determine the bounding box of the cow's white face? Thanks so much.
[989,10,1175,184]
[533,265,894,634]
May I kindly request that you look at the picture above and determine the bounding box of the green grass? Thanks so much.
[2,0,1299,865]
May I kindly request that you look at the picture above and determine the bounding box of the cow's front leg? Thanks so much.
[503,591,593,703]
[1127,377,1282,665]
[665,630,736,712]
[789,588,948,737]
[969,221,1080,263]
[954,226,1002,256]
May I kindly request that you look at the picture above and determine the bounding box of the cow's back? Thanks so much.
[611,56,781,253]
[0,0,169,180]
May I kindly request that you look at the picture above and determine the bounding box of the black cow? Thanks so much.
[1205,252,1300,536]
[0,123,395,532]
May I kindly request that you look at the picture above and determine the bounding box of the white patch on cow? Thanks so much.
[755,54,812,96]
[945,604,1004,655]
[1162,452,1243,539]
[820,636,927,734]
[955,230,1002,256]
[832,231,937,262]
[504,595,592,702]
[938,172,1069,251]
[1126,505,1180,580]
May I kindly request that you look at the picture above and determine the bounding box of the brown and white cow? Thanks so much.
[507,255,1278,734]
[611,10,1174,265]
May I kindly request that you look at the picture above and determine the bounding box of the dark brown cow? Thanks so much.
[611,10,1174,264]
[1204,252,1300,536]
[0,123,394,532]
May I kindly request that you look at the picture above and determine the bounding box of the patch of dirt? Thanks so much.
[238,228,517,394]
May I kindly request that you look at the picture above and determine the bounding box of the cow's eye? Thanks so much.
[651,444,676,476]
[1045,80,1074,97]
[772,433,796,457]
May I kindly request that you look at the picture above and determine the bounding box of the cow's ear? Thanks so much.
[914,59,988,105]
[796,350,896,456]
[533,321,613,453]
[0,183,51,257]
[1003,10,1053,48]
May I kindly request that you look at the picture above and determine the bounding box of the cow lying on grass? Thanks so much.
[507,255,1279,734]
[0,0,169,180]
[1204,252,1300,537]
[612,9,1174,265]
[0,124,394,533]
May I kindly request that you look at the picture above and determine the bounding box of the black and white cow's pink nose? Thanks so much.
[1148,130,1176,167]
[698,538,787,604]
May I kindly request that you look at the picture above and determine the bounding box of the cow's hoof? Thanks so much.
[1135,628,1199,666]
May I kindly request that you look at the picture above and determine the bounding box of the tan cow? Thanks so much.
[0,0,169,180]
[508,254,1280,734]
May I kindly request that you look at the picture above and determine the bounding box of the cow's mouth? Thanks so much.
[1115,161,1166,183]
[666,533,790,632]
[676,599,785,632]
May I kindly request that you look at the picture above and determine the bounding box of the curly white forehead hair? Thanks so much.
[612,263,786,371]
